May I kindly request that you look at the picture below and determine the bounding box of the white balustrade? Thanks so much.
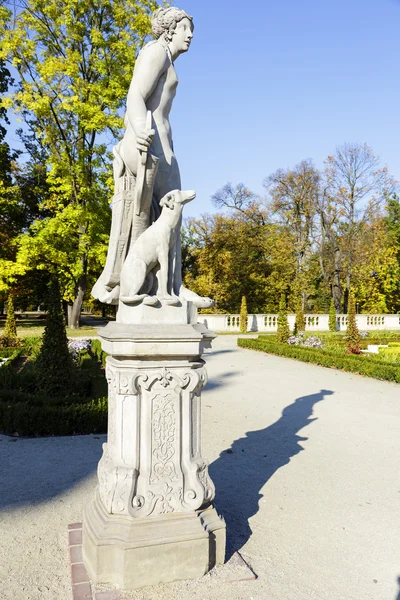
[197,313,400,333]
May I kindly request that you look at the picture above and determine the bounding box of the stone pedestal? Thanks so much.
[82,302,226,590]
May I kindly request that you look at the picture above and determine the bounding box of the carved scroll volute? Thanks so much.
[178,367,215,511]
[97,362,118,511]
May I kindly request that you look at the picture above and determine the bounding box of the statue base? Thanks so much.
[82,302,226,590]
[83,490,225,589]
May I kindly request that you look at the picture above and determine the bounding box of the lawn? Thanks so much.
[0,312,111,338]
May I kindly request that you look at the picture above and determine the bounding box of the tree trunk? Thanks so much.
[68,273,86,329]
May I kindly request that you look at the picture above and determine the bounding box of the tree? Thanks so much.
[0,57,27,298]
[265,160,319,308]
[212,182,266,226]
[183,209,272,313]
[276,293,290,343]
[239,296,248,333]
[35,278,75,396]
[0,0,158,327]
[328,298,336,332]
[323,143,394,312]
[353,213,400,314]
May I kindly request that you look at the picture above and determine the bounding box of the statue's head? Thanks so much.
[152,7,194,53]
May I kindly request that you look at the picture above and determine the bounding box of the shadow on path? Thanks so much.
[209,388,334,559]
[0,434,105,510]
[395,577,400,600]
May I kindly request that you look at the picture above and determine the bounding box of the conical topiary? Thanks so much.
[240,295,248,333]
[4,293,17,342]
[346,292,361,354]
[35,278,75,396]
[294,302,305,334]
[328,297,337,332]
[277,293,290,343]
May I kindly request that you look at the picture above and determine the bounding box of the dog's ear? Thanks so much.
[159,192,175,210]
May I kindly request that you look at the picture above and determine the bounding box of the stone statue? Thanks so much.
[120,189,195,305]
[83,8,225,589]
[92,6,212,310]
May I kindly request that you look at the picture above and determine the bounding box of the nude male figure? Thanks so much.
[93,7,211,307]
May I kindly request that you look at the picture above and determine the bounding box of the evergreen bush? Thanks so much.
[240,296,248,333]
[346,292,361,354]
[328,298,337,332]
[3,293,18,346]
[277,293,290,343]
[294,303,306,334]
[35,279,75,396]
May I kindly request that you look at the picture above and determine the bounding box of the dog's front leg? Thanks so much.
[157,237,180,306]
[156,238,169,298]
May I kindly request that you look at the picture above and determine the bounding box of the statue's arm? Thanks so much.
[126,43,168,133]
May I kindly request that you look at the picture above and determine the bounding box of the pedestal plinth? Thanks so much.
[82,303,226,589]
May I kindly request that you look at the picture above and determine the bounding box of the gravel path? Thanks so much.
[1,334,400,600]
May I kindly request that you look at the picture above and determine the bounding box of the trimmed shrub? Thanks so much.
[346,292,361,354]
[0,397,107,437]
[0,335,108,436]
[293,303,305,335]
[277,294,290,343]
[239,296,248,333]
[237,336,400,383]
[35,279,75,396]
[91,339,108,367]
[328,298,336,332]
[4,294,17,340]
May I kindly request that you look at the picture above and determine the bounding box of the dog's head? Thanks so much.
[159,189,196,210]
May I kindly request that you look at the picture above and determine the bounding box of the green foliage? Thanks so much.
[294,303,305,334]
[328,298,336,332]
[0,332,108,436]
[90,338,108,367]
[239,296,248,333]
[276,293,290,343]
[35,279,75,396]
[0,397,107,437]
[0,0,158,323]
[346,292,361,353]
[4,294,17,340]
[238,337,400,383]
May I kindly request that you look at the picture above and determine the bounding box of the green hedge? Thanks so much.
[91,339,108,367]
[0,347,23,360]
[0,397,107,436]
[238,337,400,382]
[0,338,109,436]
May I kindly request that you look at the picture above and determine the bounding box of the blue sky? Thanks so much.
[5,0,400,219]
[170,0,400,217]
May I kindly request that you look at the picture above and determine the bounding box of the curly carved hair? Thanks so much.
[152,7,193,41]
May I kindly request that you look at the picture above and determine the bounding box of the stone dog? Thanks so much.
[119,189,195,305]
